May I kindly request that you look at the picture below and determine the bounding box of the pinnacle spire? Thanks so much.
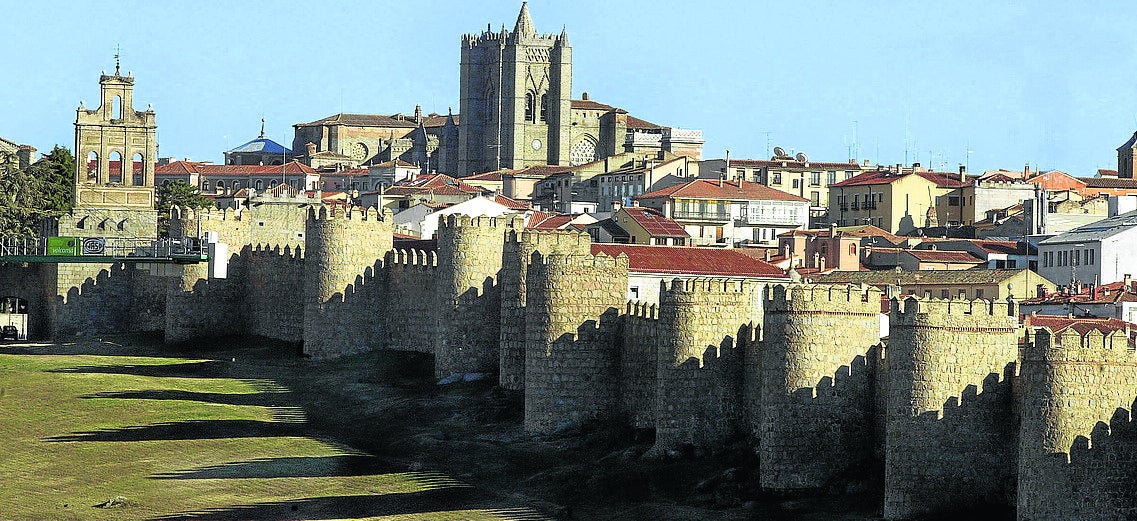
[259,118,266,138]
[513,2,536,38]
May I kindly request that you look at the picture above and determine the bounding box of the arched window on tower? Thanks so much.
[132,153,144,186]
[108,151,123,184]
[112,95,122,120]
[86,151,98,182]
[525,92,535,122]
[540,93,548,122]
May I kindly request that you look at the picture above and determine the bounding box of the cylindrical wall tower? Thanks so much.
[653,278,759,451]
[499,228,591,389]
[759,283,881,491]
[434,215,519,379]
[884,297,1020,519]
[302,205,393,359]
[523,252,628,432]
[1018,326,1137,520]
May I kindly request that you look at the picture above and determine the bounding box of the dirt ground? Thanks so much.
[11,334,990,520]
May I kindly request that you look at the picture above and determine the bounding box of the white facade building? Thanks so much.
[1038,209,1137,286]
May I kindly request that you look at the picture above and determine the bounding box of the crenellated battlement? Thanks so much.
[248,244,303,260]
[307,205,390,223]
[664,277,752,295]
[385,248,438,269]
[626,300,658,320]
[764,283,880,314]
[1024,327,1137,363]
[439,213,522,231]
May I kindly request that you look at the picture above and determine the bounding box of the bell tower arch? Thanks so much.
[73,57,157,210]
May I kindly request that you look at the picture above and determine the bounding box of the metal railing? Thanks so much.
[672,210,731,221]
[0,236,207,263]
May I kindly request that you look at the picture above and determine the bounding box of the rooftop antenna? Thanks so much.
[965,140,973,173]
[762,131,772,158]
[259,117,266,139]
[114,44,121,75]
[852,120,859,162]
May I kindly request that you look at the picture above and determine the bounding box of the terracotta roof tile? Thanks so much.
[1023,315,1135,337]
[832,170,968,189]
[155,160,317,176]
[571,99,616,111]
[1080,177,1137,189]
[621,207,688,238]
[904,250,985,263]
[724,159,861,170]
[637,179,809,202]
[591,244,786,278]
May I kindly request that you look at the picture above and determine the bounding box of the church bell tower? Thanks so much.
[73,57,157,210]
[457,3,572,176]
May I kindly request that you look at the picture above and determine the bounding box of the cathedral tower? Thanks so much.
[1117,130,1137,179]
[73,60,157,210]
[457,3,572,176]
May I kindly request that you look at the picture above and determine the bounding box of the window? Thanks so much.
[1084,249,1091,265]
[976,289,985,299]
[525,92,535,122]
[629,286,640,300]
[827,171,837,185]
[810,171,821,186]
[811,191,820,206]
[941,289,950,299]
[849,244,857,255]
[1007,259,1017,268]
[1089,249,1095,265]
[948,196,960,206]
[772,173,782,185]
[958,289,967,299]
[736,169,745,179]
[108,151,123,183]
[925,291,932,299]
[792,178,801,189]
[539,94,548,122]
[846,171,855,180]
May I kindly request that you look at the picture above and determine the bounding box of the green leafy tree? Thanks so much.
[156,180,213,237]
[26,145,75,215]
[0,145,74,238]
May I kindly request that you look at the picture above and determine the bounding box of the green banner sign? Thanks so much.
[46,237,79,257]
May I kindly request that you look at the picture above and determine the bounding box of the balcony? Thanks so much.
[672,210,731,221]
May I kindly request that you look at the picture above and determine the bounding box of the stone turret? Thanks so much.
[884,297,1020,519]
[653,278,759,451]
[523,251,628,432]
[499,228,591,389]
[433,214,521,378]
[302,205,393,359]
[1018,326,1137,520]
[759,283,881,490]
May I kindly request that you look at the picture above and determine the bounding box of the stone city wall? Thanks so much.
[244,245,304,343]
[1018,327,1137,521]
[383,248,438,353]
[759,283,882,491]
[884,297,1021,519]
[523,251,628,433]
[620,300,660,430]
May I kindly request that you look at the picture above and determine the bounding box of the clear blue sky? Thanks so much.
[3,1,1135,175]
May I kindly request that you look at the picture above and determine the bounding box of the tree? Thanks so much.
[0,145,73,238]
[156,180,213,237]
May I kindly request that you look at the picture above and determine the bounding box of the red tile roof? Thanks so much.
[385,173,481,196]
[464,171,504,181]
[571,99,616,111]
[591,244,787,278]
[626,115,663,130]
[494,194,531,210]
[529,214,574,230]
[832,170,968,189]
[155,160,317,176]
[620,207,688,238]
[1098,169,1120,177]
[904,249,984,264]
[1080,177,1137,189]
[637,179,809,202]
[1023,315,1135,337]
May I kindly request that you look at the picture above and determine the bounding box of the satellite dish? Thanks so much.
[772,146,786,158]
[796,152,808,162]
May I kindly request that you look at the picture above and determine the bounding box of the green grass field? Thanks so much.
[0,341,544,520]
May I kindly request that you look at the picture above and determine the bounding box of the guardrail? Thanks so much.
[0,236,208,264]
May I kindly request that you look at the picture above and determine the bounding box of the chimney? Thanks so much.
[1024,164,1031,178]
[582,92,590,101]
[306,142,317,157]
[1036,284,1045,298]
[612,200,622,212]
[819,255,826,271]
[662,199,672,219]
[958,164,966,181]
[718,177,723,187]
[829,222,837,237]
[1126,274,1133,292]
[764,248,772,262]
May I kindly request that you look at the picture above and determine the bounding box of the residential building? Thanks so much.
[777,224,902,272]
[809,268,1056,300]
[379,173,484,210]
[636,179,809,246]
[701,153,862,226]
[1038,209,1137,286]
[393,195,520,239]
[591,243,786,305]
[155,160,321,195]
[1020,277,1137,323]
[609,206,688,246]
[829,167,968,234]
